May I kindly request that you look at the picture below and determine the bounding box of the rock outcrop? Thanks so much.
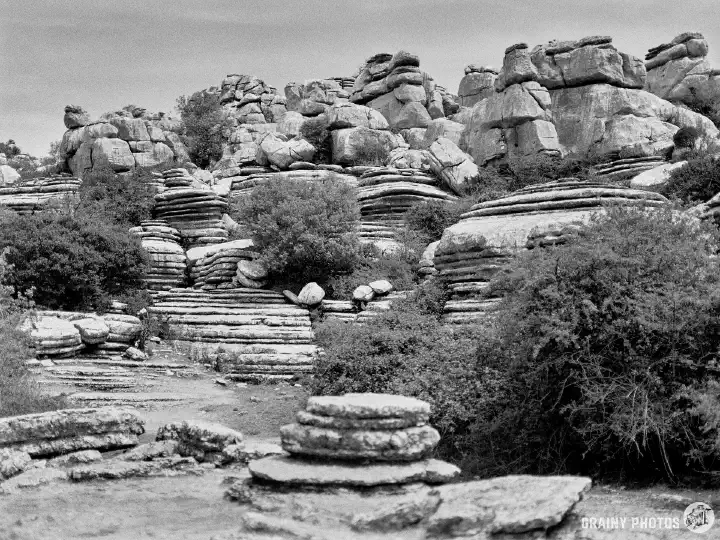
[435,179,669,324]
[350,51,447,130]
[148,288,319,381]
[0,407,144,458]
[61,106,187,178]
[249,393,460,487]
[645,32,720,104]
[152,169,229,249]
[0,174,80,214]
[186,239,266,290]
[458,65,498,108]
[463,37,720,166]
[130,220,187,291]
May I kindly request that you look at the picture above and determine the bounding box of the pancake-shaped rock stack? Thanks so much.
[130,219,187,291]
[187,239,266,290]
[19,315,85,358]
[152,168,229,248]
[0,175,81,215]
[93,314,143,357]
[0,407,144,458]
[356,166,457,248]
[249,393,460,487]
[148,287,318,381]
[435,179,669,324]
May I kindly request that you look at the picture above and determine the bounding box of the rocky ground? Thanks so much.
[1,343,718,539]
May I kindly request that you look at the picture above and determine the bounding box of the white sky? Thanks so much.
[1,0,718,157]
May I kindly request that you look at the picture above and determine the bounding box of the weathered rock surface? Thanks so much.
[428,137,480,195]
[331,127,400,165]
[297,282,325,306]
[249,455,459,486]
[306,393,431,420]
[0,175,81,215]
[0,407,145,458]
[130,219,187,291]
[156,420,243,462]
[0,449,32,480]
[68,456,203,481]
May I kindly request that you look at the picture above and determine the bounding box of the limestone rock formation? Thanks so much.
[458,65,498,107]
[257,132,316,169]
[148,288,319,381]
[0,175,81,215]
[249,393,459,487]
[188,239,263,290]
[331,126,400,165]
[350,51,445,130]
[61,107,186,178]
[19,315,84,357]
[645,32,720,104]
[0,449,32,480]
[152,169,229,249]
[156,420,243,463]
[285,79,349,116]
[298,282,325,306]
[462,36,720,165]
[428,137,480,195]
[0,407,144,458]
[0,157,21,186]
[435,180,669,324]
[129,220,187,291]
[220,74,287,124]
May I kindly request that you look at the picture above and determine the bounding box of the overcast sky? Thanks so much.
[1,0,718,157]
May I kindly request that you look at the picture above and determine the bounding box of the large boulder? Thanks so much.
[259,133,316,170]
[63,105,90,129]
[326,103,389,130]
[133,142,175,169]
[91,138,135,172]
[0,164,21,186]
[428,138,480,196]
[458,66,498,107]
[368,93,432,130]
[108,117,151,141]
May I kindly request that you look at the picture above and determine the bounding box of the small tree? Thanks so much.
[176,91,226,168]
[659,155,720,204]
[299,116,331,164]
[232,175,360,284]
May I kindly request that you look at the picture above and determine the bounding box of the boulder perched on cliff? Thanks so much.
[458,65,498,107]
[645,32,720,104]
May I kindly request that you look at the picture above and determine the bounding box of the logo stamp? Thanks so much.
[684,502,714,534]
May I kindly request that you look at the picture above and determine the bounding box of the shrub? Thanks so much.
[659,155,720,204]
[312,280,495,460]
[351,144,389,166]
[0,260,66,418]
[465,205,720,482]
[176,90,226,168]
[508,154,595,190]
[76,166,156,227]
[299,116,331,164]
[232,175,360,285]
[0,211,148,312]
[404,200,461,246]
[673,126,700,149]
[683,91,720,129]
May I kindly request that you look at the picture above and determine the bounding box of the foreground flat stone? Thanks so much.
[0,467,68,493]
[305,393,431,420]
[426,475,592,537]
[69,457,204,481]
[248,455,460,486]
[296,410,426,430]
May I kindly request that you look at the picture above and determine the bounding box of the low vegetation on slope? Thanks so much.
[315,205,720,484]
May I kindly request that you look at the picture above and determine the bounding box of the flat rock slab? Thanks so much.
[69,457,204,481]
[296,410,426,430]
[305,393,431,420]
[248,455,460,487]
[427,475,592,536]
[157,420,243,457]
[280,423,440,461]
[0,467,68,493]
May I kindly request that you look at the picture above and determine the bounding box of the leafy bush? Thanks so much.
[76,166,156,227]
[0,260,66,418]
[351,144,389,166]
[404,200,462,246]
[673,126,700,149]
[232,175,360,285]
[0,211,148,312]
[313,280,495,460]
[659,155,720,204]
[465,205,720,482]
[299,116,331,164]
[508,154,596,189]
[176,90,226,168]
[683,92,720,129]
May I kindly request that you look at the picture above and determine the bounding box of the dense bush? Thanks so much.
[508,153,596,189]
[659,155,720,204]
[76,166,156,227]
[0,211,148,312]
[176,90,226,168]
[298,116,331,164]
[0,261,66,418]
[403,200,462,246]
[673,126,700,149]
[684,92,720,129]
[313,280,496,459]
[465,205,720,482]
[232,175,360,285]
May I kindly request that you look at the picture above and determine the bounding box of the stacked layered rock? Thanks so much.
[249,393,460,487]
[356,166,456,246]
[458,65,498,107]
[0,175,80,214]
[321,280,404,324]
[19,312,142,358]
[285,79,350,117]
[592,155,668,181]
[0,407,144,457]
[187,239,267,290]
[350,51,446,130]
[129,220,186,291]
[435,180,669,324]
[61,105,187,178]
[645,32,720,104]
[148,288,318,381]
[219,74,287,124]
[463,37,720,166]
[152,169,229,248]
[418,240,440,280]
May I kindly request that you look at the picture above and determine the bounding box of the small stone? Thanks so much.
[297,282,325,306]
[124,346,147,362]
[39,359,54,368]
[47,450,102,468]
[215,378,228,386]
[121,440,180,461]
[353,285,375,302]
[0,448,32,480]
[368,279,393,295]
